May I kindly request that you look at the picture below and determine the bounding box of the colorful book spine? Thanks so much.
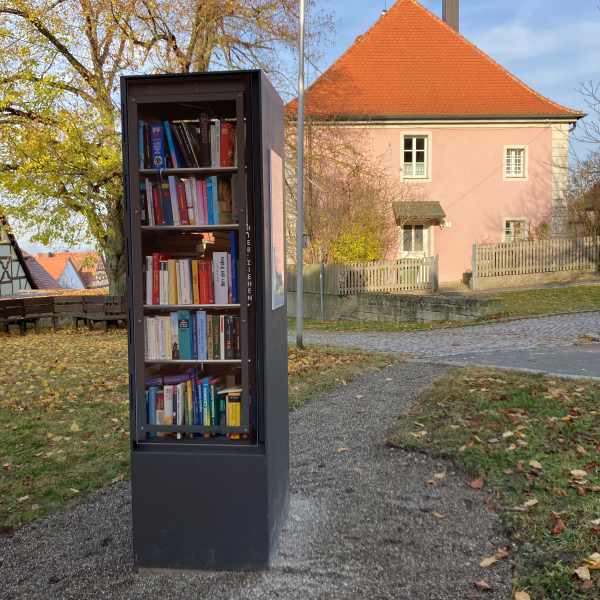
[167,176,181,226]
[184,179,195,225]
[206,315,213,359]
[177,310,192,360]
[156,390,164,437]
[202,377,211,427]
[211,175,219,224]
[212,315,220,360]
[191,260,200,304]
[198,112,211,167]
[191,311,198,361]
[220,122,230,167]
[170,312,180,359]
[176,183,189,226]
[186,380,194,438]
[164,385,174,437]
[140,182,148,226]
[195,380,204,426]
[163,121,182,168]
[150,124,165,169]
[143,124,152,169]
[138,120,145,169]
[197,311,207,360]
[230,231,238,304]
[213,252,229,304]
[206,178,214,225]
[151,186,162,225]
[160,181,174,226]
[191,367,198,426]
[228,393,241,439]
[148,386,157,438]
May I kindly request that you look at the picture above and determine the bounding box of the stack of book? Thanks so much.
[145,232,238,306]
[145,370,244,439]
[141,174,238,226]
[144,311,241,361]
[139,116,237,170]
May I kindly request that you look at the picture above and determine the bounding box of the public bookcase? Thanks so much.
[121,70,289,571]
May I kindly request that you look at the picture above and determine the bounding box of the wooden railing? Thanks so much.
[475,236,600,278]
[287,257,435,295]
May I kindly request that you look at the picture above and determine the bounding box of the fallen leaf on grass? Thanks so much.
[503,469,513,475]
[581,579,594,590]
[434,472,446,479]
[524,499,538,507]
[590,528,600,535]
[550,519,567,535]
[515,593,531,600]
[470,475,485,490]
[516,461,524,473]
[571,470,587,479]
[70,423,79,432]
[51,436,62,442]
[433,512,444,519]
[552,487,567,496]
[529,460,542,469]
[592,519,600,525]
[575,567,591,580]
[341,380,347,386]
[17,495,29,502]
[70,488,79,493]
[450,425,460,429]
[473,580,492,591]
[337,448,347,453]
[577,446,587,454]
[502,431,514,438]
[507,444,517,451]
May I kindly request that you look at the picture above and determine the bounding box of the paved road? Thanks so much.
[0,362,512,600]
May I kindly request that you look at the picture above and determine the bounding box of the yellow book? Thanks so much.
[165,317,172,360]
[228,392,241,439]
[168,259,178,305]
[191,260,200,304]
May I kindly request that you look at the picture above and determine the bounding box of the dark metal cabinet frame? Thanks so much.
[121,70,289,571]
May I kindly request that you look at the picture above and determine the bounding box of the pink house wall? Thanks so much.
[368,125,554,282]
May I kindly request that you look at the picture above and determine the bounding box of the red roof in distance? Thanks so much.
[288,0,583,119]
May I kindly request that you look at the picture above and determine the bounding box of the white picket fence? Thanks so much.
[475,236,600,278]
[287,257,437,295]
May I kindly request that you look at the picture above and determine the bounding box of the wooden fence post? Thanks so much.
[472,244,477,291]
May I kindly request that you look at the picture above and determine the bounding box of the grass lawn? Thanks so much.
[387,366,600,600]
[0,328,393,529]
[286,284,600,332]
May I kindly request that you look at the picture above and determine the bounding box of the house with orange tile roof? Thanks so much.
[288,0,584,282]
[49,251,108,289]
[34,255,85,290]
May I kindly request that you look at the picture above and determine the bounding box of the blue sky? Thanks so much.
[312,0,600,159]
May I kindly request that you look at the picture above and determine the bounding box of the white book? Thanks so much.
[165,317,172,361]
[147,317,155,359]
[170,312,179,359]
[144,316,148,359]
[146,179,154,226]
[146,256,153,305]
[167,176,181,226]
[195,179,205,225]
[180,259,192,305]
[158,316,166,360]
[231,174,239,224]
[184,179,195,225]
[219,315,225,360]
[155,317,160,360]
[176,382,185,439]
[176,260,183,305]
[227,253,232,303]
[210,123,216,167]
[159,261,165,305]
[213,252,229,304]
[189,176,199,224]
[163,385,174,434]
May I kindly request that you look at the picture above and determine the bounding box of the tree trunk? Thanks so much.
[104,202,127,296]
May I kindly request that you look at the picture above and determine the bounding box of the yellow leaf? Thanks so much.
[575,567,591,580]
[515,593,531,600]
[524,499,538,507]
[341,380,347,386]
[17,495,29,502]
[458,445,467,452]
[434,472,446,479]
[502,431,514,438]
[70,488,79,493]
[46,433,52,438]
[571,469,587,479]
[70,423,80,432]
[577,446,587,454]
[433,512,444,519]
[474,436,483,443]
[450,425,460,429]
[507,444,517,451]
[589,553,600,562]
[529,460,542,469]
[479,556,497,568]
[385,378,393,381]
[337,448,347,453]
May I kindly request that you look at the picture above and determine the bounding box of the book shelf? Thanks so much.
[122,71,288,571]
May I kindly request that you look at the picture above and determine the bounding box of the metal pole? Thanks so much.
[296,0,305,348]
[472,244,477,291]
[319,247,324,321]
[430,255,435,294]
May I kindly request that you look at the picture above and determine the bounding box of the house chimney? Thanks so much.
[443,0,459,32]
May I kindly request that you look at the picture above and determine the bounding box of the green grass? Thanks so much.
[286,285,600,332]
[387,366,600,600]
[0,327,392,528]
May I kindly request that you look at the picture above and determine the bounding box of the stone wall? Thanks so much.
[357,293,501,323]
[287,292,357,321]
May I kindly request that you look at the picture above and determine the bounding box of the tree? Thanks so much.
[562,150,600,237]
[0,0,332,293]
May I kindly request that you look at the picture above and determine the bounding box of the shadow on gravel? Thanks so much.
[0,362,512,600]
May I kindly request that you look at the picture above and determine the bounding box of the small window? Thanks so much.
[506,148,525,178]
[71,277,74,284]
[403,136,427,179]
[403,224,424,251]
[504,219,527,242]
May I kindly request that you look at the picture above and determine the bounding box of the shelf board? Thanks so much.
[145,359,242,364]
[144,304,240,309]
[140,167,238,175]
[142,225,239,231]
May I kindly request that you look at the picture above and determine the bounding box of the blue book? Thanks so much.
[190,366,198,426]
[191,312,198,360]
[160,181,174,225]
[138,120,145,169]
[150,124,165,170]
[177,310,192,360]
[197,311,207,360]
[195,381,203,426]
[163,121,183,168]
[230,231,238,304]
[148,387,157,438]
[206,178,214,225]
[211,176,219,225]
[202,377,211,426]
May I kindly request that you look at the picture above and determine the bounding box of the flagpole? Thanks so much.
[296,0,305,348]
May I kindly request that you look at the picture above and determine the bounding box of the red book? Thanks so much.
[152,187,162,225]
[228,125,236,167]
[198,266,209,304]
[175,183,189,225]
[220,123,230,168]
[152,253,170,305]
[207,261,215,304]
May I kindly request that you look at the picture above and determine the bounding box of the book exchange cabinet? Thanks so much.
[121,70,289,571]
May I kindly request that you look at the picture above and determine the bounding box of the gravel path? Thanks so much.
[290,311,600,358]
[0,362,512,600]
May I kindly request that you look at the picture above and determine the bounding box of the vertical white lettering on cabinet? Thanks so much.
[269,149,285,310]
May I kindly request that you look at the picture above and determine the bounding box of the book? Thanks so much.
[164,121,183,169]
[206,315,213,359]
[144,316,148,359]
[209,376,225,429]
[211,175,219,224]
[219,315,225,360]
[168,259,178,305]
[212,315,220,360]
[191,260,200,304]
[158,316,166,359]
[217,178,233,224]
[213,120,221,168]
[148,387,157,438]
[151,186,162,226]
[229,124,236,167]
[165,317,172,360]
[227,253,232,304]
[227,392,241,439]
[230,231,238,304]
[170,312,179,359]
[167,176,181,226]
[191,311,198,361]
[186,379,194,437]
[198,263,210,304]
[164,385,174,437]
[231,174,238,224]
[201,376,211,427]
[145,256,153,305]
[138,120,145,169]
[156,390,164,437]
[213,252,229,304]
[184,179,195,225]
[197,311,207,360]
[201,180,209,225]
[173,121,197,167]
[225,315,235,359]
[177,310,192,360]
[182,121,203,168]
[220,122,231,167]
[145,374,190,387]
[206,178,214,225]
[176,382,185,439]
[143,124,152,169]
[150,124,165,169]
[176,183,189,226]
[234,316,241,358]
[140,182,148,226]
[195,179,205,225]
[172,385,178,437]
[160,181,174,226]
[198,112,211,167]
[180,259,192,305]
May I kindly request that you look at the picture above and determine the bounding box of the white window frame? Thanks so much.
[502,217,529,242]
[504,145,528,181]
[401,132,431,181]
